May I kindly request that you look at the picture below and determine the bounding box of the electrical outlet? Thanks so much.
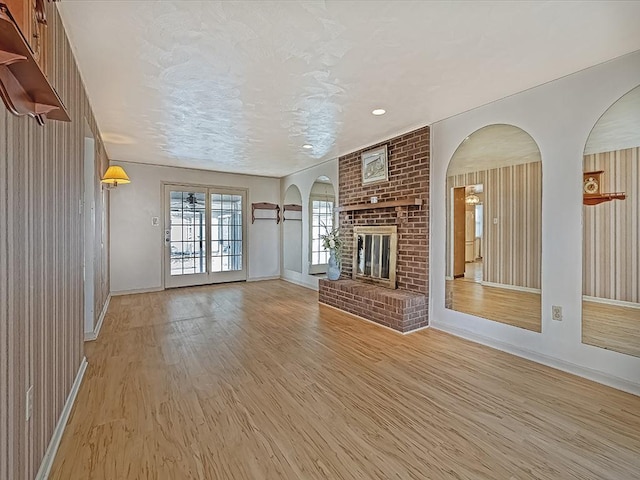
[552,305,563,321]
[26,385,33,422]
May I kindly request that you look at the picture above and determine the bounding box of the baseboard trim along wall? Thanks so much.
[432,323,640,397]
[35,356,88,480]
[247,275,281,282]
[481,281,541,294]
[84,294,111,341]
[583,295,640,310]
[110,286,164,296]
[280,275,319,291]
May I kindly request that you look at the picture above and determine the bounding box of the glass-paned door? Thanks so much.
[309,197,334,274]
[164,185,246,288]
[210,192,245,282]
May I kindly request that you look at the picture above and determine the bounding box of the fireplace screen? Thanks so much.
[353,226,397,289]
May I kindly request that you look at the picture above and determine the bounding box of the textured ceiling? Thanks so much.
[57,1,640,177]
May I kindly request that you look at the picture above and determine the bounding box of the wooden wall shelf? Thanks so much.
[282,203,302,222]
[582,170,626,206]
[251,202,280,224]
[336,198,422,213]
[0,3,70,125]
[583,193,626,206]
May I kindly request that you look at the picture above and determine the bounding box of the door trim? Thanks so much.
[162,182,248,289]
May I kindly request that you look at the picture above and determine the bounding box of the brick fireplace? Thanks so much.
[319,126,429,333]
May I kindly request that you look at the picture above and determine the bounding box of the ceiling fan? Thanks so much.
[185,193,202,209]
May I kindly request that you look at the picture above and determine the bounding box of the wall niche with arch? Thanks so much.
[445,124,542,332]
[582,85,640,357]
[283,184,303,273]
[309,176,336,275]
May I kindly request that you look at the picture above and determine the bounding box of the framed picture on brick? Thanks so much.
[361,145,388,185]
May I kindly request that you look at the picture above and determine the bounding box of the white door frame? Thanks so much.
[83,135,96,335]
[163,183,248,288]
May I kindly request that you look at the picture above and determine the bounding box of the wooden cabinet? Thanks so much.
[0,0,68,124]
[3,1,28,34]
[4,0,48,68]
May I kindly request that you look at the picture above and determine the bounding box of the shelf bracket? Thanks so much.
[0,49,26,65]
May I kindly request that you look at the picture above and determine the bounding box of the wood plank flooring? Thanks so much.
[50,280,640,479]
[583,300,640,357]
[446,278,542,332]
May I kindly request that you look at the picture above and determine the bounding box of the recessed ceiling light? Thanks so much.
[302,144,313,149]
[372,108,386,116]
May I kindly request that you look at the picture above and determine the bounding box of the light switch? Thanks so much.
[152,216,159,226]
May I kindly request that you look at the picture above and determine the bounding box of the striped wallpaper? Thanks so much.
[446,161,542,289]
[583,147,639,303]
[0,4,110,479]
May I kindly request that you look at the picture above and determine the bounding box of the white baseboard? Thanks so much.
[84,294,111,341]
[583,296,640,309]
[36,356,88,480]
[404,324,430,335]
[281,275,319,291]
[319,302,430,335]
[247,275,281,282]
[481,281,541,294]
[432,323,640,396]
[110,286,164,296]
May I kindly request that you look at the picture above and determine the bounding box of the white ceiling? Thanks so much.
[585,85,640,155]
[447,124,541,176]
[57,1,640,178]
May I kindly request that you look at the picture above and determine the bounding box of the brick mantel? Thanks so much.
[339,126,429,295]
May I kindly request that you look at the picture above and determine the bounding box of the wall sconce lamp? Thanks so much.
[101,165,130,189]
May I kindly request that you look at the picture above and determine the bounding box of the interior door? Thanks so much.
[452,187,466,278]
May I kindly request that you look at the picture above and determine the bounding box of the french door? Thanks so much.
[164,185,246,288]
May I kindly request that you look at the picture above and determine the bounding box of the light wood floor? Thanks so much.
[446,277,542,332]
[50,280,640,479]
[583,300,640,358]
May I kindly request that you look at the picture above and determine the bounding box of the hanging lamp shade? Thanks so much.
[101,165,131,186]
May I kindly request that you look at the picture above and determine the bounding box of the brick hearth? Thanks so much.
[319,279,427,333]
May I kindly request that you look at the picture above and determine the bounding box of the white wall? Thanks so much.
[280,160,339,289]
[430,50,640,394]
[110,162,281,293]
[283,185,303,273]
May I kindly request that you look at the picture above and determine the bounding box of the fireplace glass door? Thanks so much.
[353,226,397,288]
